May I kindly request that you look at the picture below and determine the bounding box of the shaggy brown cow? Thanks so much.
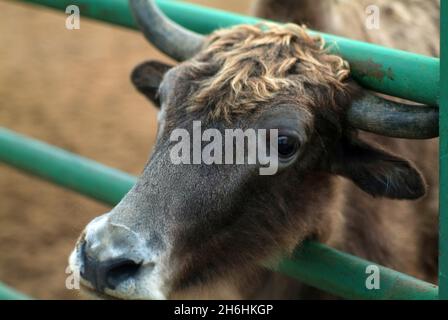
[69,0,440,299]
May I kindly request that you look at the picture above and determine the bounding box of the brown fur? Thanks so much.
[187,23,350,122]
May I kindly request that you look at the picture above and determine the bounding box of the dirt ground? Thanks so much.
[0,0,250,299]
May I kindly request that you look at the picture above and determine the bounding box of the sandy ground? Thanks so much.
[0,0,250,299]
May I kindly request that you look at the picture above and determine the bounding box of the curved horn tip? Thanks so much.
[129,0,205,61]
[347,93,439,139]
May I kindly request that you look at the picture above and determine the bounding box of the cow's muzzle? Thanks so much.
[69,213,169,299]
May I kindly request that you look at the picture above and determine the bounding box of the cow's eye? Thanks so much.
[278,135,300,159]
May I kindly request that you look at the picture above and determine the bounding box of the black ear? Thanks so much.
[131,60,173,106]
[330,135,426,200]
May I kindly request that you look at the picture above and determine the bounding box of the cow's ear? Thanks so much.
[131,60,173,107]
[330,135,426,200]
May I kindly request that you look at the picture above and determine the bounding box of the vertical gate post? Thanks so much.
[440,0,448,300]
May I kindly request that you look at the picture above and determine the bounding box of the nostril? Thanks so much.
[105,259,142,290]
[81,242,145,292]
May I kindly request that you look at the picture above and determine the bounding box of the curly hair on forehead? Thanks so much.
[184,23,352,122]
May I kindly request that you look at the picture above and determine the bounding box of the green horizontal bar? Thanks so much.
[439,0,448,300]
[16,0,439,106]
[276,241,437,300]
[0,283,31,300]
[0,128,136,205]
[0,127,438,299]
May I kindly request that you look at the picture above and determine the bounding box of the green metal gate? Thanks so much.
[0,0,446,300]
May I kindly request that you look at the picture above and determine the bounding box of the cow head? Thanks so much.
[69,0,436,299]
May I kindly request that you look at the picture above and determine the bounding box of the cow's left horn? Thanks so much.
[347,93,439,139]
[129,0,205,61]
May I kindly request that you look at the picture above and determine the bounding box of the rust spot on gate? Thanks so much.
[350,59,395,82]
